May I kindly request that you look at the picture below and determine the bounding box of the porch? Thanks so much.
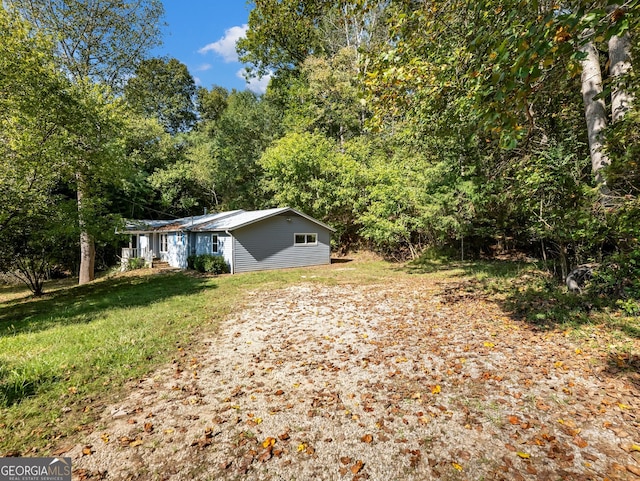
[120,247,154,269]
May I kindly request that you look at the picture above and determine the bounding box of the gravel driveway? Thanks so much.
[68,277,640,480]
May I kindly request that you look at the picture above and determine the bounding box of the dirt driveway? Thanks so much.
[67,276,640,480]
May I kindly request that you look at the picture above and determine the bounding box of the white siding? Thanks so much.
[166,232,189,268]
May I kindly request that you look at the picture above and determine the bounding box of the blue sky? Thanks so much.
[152,1,270,93]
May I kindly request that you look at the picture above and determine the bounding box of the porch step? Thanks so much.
[152,260,171,269]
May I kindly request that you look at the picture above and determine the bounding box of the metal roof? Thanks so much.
[122,208,335,234]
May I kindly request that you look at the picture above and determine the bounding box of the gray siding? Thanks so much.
[232,213,331,273]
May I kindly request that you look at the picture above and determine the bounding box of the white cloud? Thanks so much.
[195,63,212,72]
[236,69,272,94]
[198,24,248,63]
[193,76,202,86]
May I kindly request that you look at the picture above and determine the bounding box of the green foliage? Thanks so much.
[259,131,361,244]
[6,0,165,89]
[589,249,640,303]
[191,254,230,274]
[125,57,197,134]
[127,257,147,270]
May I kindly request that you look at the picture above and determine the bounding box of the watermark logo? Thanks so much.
[0,457,71,481]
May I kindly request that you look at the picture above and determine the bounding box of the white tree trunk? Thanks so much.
[77,171,95,285]
[609,31,633,123]
[579,30,609,187]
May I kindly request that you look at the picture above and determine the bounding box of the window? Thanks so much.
[294,233,317,246]
[160,234,168,253]
[212,234,218,253]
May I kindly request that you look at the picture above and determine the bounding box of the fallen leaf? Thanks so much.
[297,443,307,452]
[484,342,495,348]
[516,452,531,459]
[129,439,143,447]
[351,460,364,474]
[144,422,154,433]
[100,433,109,444]
[81,446,93,456]
[278,432,290,441]
[627,465,640,477]
[431,385,441,395]
[508,415,520,425]
[361,434,373,443]
[262,437,276,449]
[452,462,463,471]
[574,436,588,448]
[340,456,352,465]
[258,450,272,462]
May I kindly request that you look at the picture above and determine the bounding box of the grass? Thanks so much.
[1,256,637,455]
[0,259,401,455]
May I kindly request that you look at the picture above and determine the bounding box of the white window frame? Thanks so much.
[176,231,184,245]
[212,234,218,253]
[160,233,168,253]
[294,233,318,246]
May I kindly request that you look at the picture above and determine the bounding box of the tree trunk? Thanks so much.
[77,172,95,285]
[609,31,632,123]
[579,30,609,188]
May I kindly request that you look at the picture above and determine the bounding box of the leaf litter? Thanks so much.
[66,277,640,480]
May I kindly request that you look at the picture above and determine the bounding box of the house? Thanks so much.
[120,207,334,274]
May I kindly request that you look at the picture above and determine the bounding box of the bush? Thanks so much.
[191,254,229,274]
[127,257,146,270]
[588,249,640,302]
[187,254,196,270]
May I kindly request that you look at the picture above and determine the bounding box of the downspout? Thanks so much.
[226,230,234,274]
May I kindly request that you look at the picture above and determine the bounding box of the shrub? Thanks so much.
[187,254,196,270]
[191,254,229,274]
[127,257,146,270]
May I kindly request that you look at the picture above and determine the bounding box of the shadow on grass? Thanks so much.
[0,271,215,337]
[405,257,640,340]
[331,258,353,264]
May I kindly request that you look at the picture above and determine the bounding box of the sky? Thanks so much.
[151,1,270,94]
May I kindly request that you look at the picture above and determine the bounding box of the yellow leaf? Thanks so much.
[484,342,495,348]
[297,443,306,452]
[100,433,109,444]
[575,348,582,354]
[262,437,276,449]
[255,417,263,424]
[516,452,531,459]
[431,385,441,395]
[129,439,143,447]
[618,403,631,410]
[632,444,640,452]
[452,462,463,471]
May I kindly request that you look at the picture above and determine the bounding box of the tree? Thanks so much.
[282,48,368,144]
[196,85,229,124]
[259,131,362,245]
[7,0,165,284]
[125,57,197,134]
[0,8,69,286]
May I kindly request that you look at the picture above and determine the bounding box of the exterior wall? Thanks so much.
[232,213,331,274]
[195,232,232,269]
[166,231,189,268]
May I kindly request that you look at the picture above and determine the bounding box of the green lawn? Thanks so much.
[1,258,637,455]
[0,261,397,455]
